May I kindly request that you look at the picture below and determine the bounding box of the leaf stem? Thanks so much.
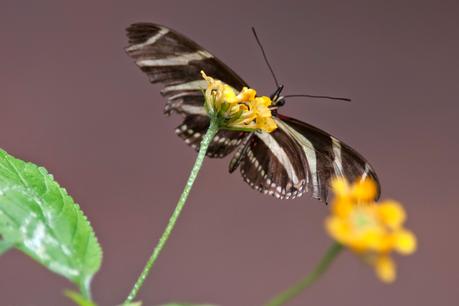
[79,278,92,301]
[124,118,220,304]
[264,242,343,306]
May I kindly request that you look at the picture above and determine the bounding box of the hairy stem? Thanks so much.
[124,118,219,304]
[264,242,343,306]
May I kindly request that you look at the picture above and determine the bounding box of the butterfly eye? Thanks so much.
[270,85,284,101]
[275,98,285,107]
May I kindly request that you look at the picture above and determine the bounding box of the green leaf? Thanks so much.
[0,239,15,255]
[65,290,98,306]
[0,149,102,295]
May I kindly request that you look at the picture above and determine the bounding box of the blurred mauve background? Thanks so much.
[1,0,458,305]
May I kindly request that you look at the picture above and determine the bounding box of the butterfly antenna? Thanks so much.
[251,27,280,88]
[283,94,351,102]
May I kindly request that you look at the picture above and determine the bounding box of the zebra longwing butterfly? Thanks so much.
[125,23,380,203]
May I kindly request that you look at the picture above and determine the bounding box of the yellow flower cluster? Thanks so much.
[326,177,417,283]
[201,71,277,133]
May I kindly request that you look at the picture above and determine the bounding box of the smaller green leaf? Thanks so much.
[65,290,97,306]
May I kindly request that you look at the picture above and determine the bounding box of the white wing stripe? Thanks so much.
[180,105,207,115]
[162,80,208,93]
[256,132,299,184]
[331,136,344,176]
[276,120,319,197]
[127,28,169,52]
[167,91,201,101]
[136,50,213,67]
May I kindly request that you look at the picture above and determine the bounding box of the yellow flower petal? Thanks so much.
[378,200,406,229]
[332,198,353,218]
[254,96,272,107]
[256,107,272,118]
[351,178,378,202]
[331,176,350,198]
[325,217,351,244]
[238,87,257,102]
[374,255,396,283]
[393,229,417,254]
[223,85,238,103]
[358,228,388,251]
[256,117,277,132]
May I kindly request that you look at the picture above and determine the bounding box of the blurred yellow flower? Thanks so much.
[201,71,277,133]
[331,176,379,203]
[326,177,417,283]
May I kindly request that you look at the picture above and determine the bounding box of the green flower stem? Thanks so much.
[264,242,343,306]
[124,117,220,304]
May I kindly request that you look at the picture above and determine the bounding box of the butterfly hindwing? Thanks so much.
[126,23,248,157]
[176,115,246,158]
[232,115,380,202]
[235,127,308,199]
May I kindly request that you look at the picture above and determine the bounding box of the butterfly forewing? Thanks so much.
[126,23,249,157]
[126,23,247,89]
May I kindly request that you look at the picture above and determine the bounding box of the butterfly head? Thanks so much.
[270,85,286,107]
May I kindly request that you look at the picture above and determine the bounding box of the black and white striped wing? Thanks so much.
[126,23,248,157]
[230,114,380,202]
[232,126,309,199]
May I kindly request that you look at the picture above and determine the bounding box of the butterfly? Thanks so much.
[125,23,380,203]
